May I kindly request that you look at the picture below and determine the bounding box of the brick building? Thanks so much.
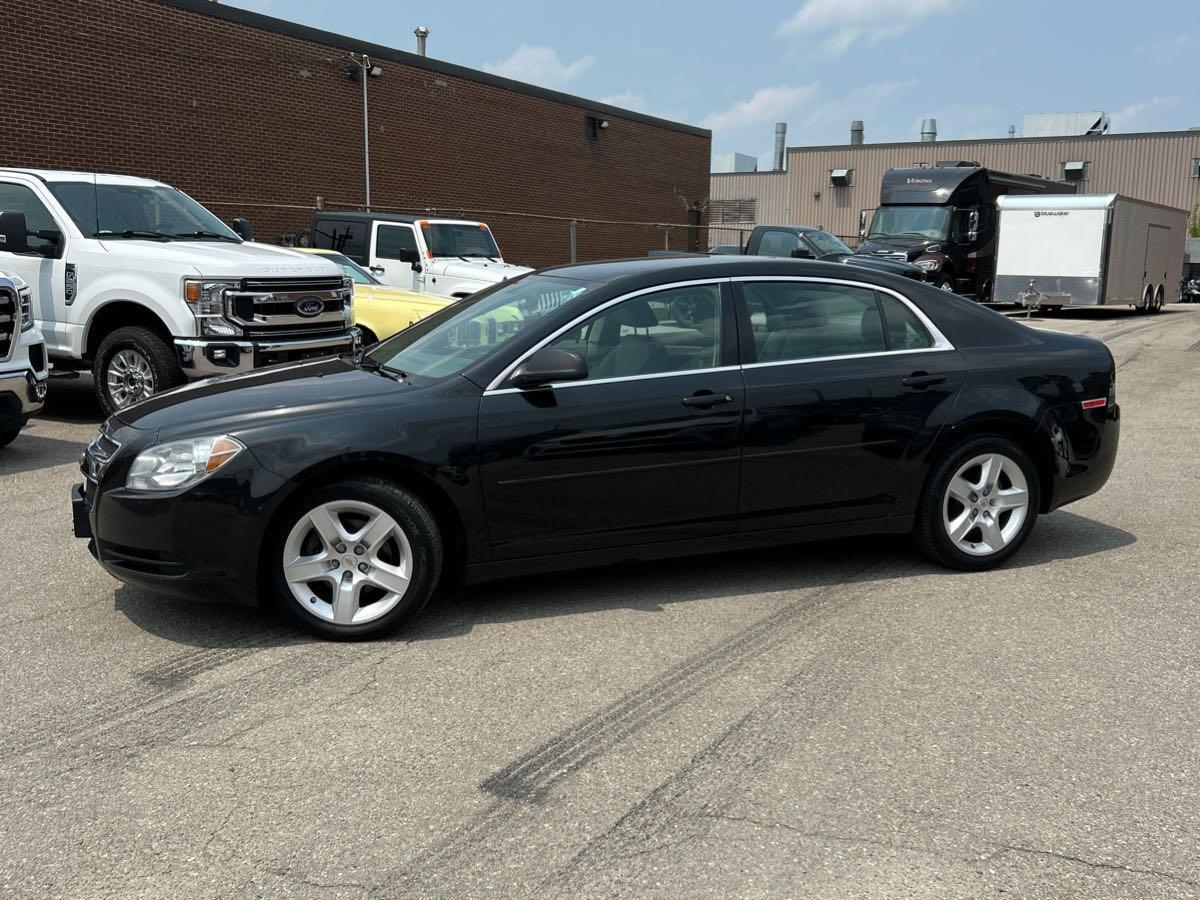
[0,0,711,266]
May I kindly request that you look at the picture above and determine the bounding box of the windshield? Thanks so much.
[868,206,950,240]
[49,182,240,241]
[320,251,378,285]
[805,230,852,257]
[366,274,596,379]
[422,222,501,258]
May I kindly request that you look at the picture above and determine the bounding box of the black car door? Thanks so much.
[734,278,965,531]
[478,281,745,560]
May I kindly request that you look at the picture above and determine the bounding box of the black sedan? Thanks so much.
[73,256,1119,639]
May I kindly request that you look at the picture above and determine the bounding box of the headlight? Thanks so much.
[924,244,941,254]
[184,279,238,314]
[915,259,941,272]
[126,435,245,492]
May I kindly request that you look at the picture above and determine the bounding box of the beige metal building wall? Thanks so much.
[710,130,1200,243]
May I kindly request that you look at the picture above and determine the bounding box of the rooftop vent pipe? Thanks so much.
[850,120,864,145]
[774,123,787,171]
[920,117,937,142]
[414,25,429,56]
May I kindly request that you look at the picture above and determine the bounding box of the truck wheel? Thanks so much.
[267,476,443,640]
[94,326,185,415]
[913,436,1040,571]
[935,275,955,292]
[0,428,20,448]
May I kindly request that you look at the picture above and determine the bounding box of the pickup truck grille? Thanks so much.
[225,276,351,337]
[0,284,16,362]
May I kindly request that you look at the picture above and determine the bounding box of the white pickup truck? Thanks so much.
[0,260,49,447]
[310,211,533,299]
[0,169,358,414]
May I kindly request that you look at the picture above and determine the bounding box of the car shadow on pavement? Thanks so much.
[40,373,106,425]
[113,509,1136,650]
[0,430,88,476]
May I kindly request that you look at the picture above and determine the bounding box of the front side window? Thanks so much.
[755,230,804,258]
[48,182,238,240]
[805,230,852,258]
[545,284,723,380]
[742,281,887,363]
[421,223,501,258]
[376,225,418,259]
[367,274,596,380]
[0,182,62,255]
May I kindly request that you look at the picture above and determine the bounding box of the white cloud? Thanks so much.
[483,45,594,89]
[1109,97,1179,132]
[701,84,818,131]
[596,91,688,123]
[801,79,917,141]
[778,0,963,55]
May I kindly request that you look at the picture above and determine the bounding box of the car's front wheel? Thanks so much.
[268,477,443,639]
[914,436,1040,570]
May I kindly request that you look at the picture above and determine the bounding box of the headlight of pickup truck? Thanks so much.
[126,435,245,492]
[184,279,242,336]
[915,259,941,272]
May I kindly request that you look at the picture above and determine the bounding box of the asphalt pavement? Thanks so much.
[2,304,1199,898]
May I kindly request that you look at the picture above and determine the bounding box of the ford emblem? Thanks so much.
[295,296,325,318]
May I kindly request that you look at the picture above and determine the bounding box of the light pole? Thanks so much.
[348,54,382,211]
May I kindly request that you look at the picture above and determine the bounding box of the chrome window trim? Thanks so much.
[483,274,956,394]
[734,275,955,354]
[483,278,729,393]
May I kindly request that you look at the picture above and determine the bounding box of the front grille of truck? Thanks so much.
[0,285,16,362]
[225,276,350,337]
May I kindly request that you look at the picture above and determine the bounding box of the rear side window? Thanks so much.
[0,182,60,255]
[376,225,418,259]
[312,219,368,263]
[742,281,886,363]
[878,293,934,350]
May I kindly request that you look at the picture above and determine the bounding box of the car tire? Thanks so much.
[913,436,1040,571]
[935,275,955,292]
[267,476,443,640]
[94,326,185,416]
[358,326,379,347]
[0,427,20,448]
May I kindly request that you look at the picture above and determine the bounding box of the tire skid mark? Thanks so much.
[1,626,297,761]
[381,557,904,896]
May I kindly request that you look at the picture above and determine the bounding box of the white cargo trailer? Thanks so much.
[993,194,1188,313]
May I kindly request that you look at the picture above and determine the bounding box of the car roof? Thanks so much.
[313,210,490,227]
[0,168,166,187]
[539,254,873,289]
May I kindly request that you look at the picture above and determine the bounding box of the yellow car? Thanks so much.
[292,247,450,345]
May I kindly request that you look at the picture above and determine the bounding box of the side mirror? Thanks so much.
[395,248,421,265]
[0,211,30,254]
[967,210,979,243]
[790,246,814,259]
[510,347,588,389]
[231,217,254,241]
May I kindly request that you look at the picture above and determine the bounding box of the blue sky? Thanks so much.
[227,0,1198,167]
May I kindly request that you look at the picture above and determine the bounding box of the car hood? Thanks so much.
[433,258,534,284]
[836,254,927,278]
[96,239,343,279]
[111,358,405,435]
[854,236,940,261]
[356,284,450,309]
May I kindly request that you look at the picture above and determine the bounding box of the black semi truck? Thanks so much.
[854,164,1072,299]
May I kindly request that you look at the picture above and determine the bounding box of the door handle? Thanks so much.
[682,392,734,409]
[902,372,946,388]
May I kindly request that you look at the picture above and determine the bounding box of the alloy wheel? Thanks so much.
[282,500,414,625]
[942,452,1030,557]
[106,348,156,409]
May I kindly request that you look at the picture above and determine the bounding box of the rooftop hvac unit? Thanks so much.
[829,168,854,187]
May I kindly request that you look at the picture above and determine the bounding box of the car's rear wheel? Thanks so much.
[268,477,442,639]
[914,436,1040,570]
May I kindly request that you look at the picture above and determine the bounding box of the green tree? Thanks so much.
[1190,203,1200,239]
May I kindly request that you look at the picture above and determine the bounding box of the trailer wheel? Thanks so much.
[1154,286,1165,313]
[1138,287,1154,315]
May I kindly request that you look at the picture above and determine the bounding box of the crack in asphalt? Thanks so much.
[987,844,1200,889]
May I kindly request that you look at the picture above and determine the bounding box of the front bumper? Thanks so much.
[0,366,48,429]
[175,330,360,379]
